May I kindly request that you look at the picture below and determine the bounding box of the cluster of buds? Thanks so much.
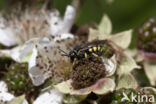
[6,63,34,96]
[136,18,156,59]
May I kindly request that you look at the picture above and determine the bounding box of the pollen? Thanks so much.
[92,53,98,57]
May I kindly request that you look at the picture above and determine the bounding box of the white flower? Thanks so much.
[0,81,15,104]
[49,5,75,36]
[12,5,77,86]
[0,5,76,64]
[24,35,76,86]
[33,89,63,104]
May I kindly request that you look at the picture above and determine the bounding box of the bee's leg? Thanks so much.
[73,58,77,65]
[92,53,98,57]
[84,53,88,58]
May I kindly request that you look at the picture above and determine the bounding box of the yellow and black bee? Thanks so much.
[60,40,114,63]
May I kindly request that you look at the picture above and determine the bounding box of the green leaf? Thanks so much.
[98,14,112,35]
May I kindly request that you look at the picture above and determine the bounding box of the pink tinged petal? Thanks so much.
[55,78,115,95]
[93,78,115,95]
[33,89,63,104]
[139,50,156,60]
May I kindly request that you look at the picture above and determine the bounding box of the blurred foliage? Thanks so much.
[0,0,156,48]
[54,0,156,48]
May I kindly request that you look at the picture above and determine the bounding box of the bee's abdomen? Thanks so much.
[85,46,103,57]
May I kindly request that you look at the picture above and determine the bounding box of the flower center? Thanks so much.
[71,57,106,89]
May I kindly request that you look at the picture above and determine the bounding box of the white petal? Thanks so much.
[62,5,76,33]
[28,48,47,86]
[49,9,62,35]
[0,81,8,92]
[0,92,15,103]
[49,5,75,36]
[33,89,63,104]
[0,15,17,46]
[0,46,21,62]
[27,37,76,86]
[54,33,74,41]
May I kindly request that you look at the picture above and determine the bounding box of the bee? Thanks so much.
[59,40,114,63]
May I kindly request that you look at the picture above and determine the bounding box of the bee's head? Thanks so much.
[59,49,77,63]
[69,50,78,62]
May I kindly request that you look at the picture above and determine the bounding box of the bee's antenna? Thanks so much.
[59,49,69,57]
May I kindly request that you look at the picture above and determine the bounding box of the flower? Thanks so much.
[14,5,78,86]
[0,5,76,63]
[54,15,139,101]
